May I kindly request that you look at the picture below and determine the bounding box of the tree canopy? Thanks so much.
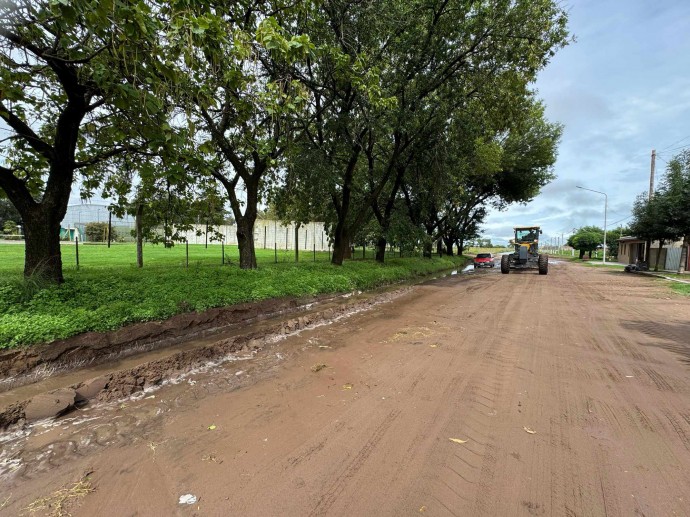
[628,150,690,272]
[567,226,604,259]
[1,0,569,281]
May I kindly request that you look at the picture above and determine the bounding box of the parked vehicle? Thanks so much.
[624,260,649,273]
[473,253,495,268]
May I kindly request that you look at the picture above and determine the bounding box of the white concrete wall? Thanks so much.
[176,220,330,250]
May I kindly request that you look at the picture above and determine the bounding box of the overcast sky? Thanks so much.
[483,0,690,246]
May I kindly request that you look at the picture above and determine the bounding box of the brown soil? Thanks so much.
[0,294,343,385]
[2,261,690,516]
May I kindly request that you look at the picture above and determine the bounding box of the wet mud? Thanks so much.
[0,288,409,431]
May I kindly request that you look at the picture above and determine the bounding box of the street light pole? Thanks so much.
[576,186,608,265]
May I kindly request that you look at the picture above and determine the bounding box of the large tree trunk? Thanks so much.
[375,236,386,263]
[331,218,349,265]
[458,238,464,255]
[236,214,257,269]
[443,237,454,256]
[579,249,585,259]
[653,239,664,271]
[23,207,64,282]
[135,203,144,268]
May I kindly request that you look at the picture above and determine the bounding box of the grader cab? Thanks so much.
[501,226,548,275]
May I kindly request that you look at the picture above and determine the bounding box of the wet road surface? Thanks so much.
[2,260,690,516]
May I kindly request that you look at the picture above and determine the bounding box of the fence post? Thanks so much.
[75,235,80,270]
[222,238,225,265]
[186,239,189,268]
[107,211,112,248]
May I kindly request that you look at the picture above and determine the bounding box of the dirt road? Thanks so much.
[2,260,690,516]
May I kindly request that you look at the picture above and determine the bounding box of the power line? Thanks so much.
[660,135,690,152]
[609,215,632,226]
[658,144,690,155]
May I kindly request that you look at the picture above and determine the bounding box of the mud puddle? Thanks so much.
[0,348,265,481]
[0,285,419,480]
[0,286,399,410]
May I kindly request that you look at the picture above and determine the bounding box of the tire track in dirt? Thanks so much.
[3,261,690,516]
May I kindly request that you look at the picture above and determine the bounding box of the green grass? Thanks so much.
[670,284,690,295]
[0,243,468,349]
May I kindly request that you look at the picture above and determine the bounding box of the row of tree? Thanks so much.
[629,150,690,272]
[1,0,569,283]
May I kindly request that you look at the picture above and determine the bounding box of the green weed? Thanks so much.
[0,243,467,348]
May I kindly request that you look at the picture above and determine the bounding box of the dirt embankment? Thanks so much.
[0,297,314,382]
[0,288,407,430]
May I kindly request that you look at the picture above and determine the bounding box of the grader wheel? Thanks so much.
[501,254,510,274]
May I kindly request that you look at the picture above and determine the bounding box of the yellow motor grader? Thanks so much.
[500,226,548,275]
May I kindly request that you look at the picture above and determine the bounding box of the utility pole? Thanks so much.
[649,149,656,199]
[644,149,656,263]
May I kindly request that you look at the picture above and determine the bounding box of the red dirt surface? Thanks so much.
[2,261,690,516]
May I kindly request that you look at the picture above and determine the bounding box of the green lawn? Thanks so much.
[0,243,468,349]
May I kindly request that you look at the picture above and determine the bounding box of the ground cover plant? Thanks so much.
[670,283,690,296]
[0,243,468,348]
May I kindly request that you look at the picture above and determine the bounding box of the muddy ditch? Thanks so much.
[0,287,411,431]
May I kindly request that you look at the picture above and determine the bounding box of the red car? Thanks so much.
[473,253,495,268]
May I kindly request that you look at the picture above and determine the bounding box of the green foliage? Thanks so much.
[2,220,16,235]
[0,199,20,228]
[670,283,690,296]
[567,226,604,258]
[605,226,630,258]
[0,243,468,348]
[84,222,116,242]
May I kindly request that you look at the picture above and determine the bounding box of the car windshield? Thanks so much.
[516,229,537,242]
[476,254,491,258]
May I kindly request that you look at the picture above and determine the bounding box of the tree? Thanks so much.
[0,0,170,282]
[606,226,630,259]
[289,0,567,265]
[658,151,690,272]
[567,226,604,259]
[3,219,17,235]
[84,221,116,243]
[163,4,312,269]
[629,194,677,271]
[0,198,20,229]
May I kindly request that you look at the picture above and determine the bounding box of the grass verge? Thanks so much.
[0,243,468,349]
[670,283,690,295]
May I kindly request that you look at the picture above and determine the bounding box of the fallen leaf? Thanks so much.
[523,426,536,434]
[208,425,217,430]
[311,363,327,372]
[419,505,427,513]
[448,438,468,444]
[429,344,438,348]
[342,384,353,390]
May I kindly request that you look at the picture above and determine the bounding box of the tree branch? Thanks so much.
[0,100,54,160]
